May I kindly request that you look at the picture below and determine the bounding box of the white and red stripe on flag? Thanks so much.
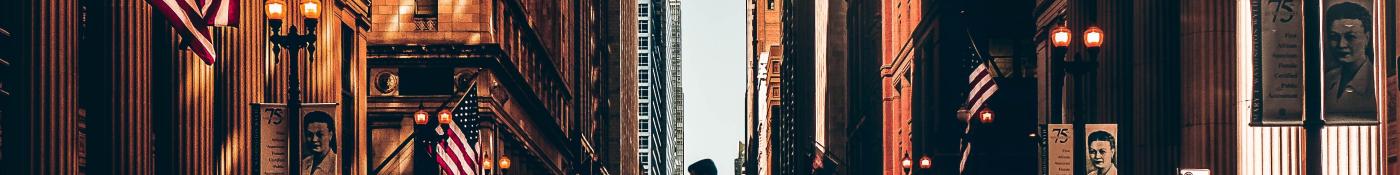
[202,0,239,27]
[965,63,998,114]
[959,62,997,174]
[435,119,480,175]
[147,0,237,65]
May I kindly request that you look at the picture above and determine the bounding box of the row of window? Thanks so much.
[635,4,663,173]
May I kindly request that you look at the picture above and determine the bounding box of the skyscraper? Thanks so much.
[637,0,683,174]
[664,0,688,174]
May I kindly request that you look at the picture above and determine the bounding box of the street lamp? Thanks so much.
[901,157,912,169]
[266,1,285,24]
[414,108,430,125]
[1051,25,1072,48]
[1046,22,1104,175]
[499,155,511,174]
[267,0,319,173]
[300,0,321,19]
[1083,26,1103,48]
[918,155,932,169]
[438,109,452,124]
[499,156,512,169]
[979,109,995,124]
[411,104,442,173]
[482,158,494,171]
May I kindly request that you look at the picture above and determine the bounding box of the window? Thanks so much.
[639,5,649,17]
[767,0,775,10]
[414,0,438,17]
[412,0,439,30]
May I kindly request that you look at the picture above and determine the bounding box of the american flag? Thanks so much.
[965,61,998,114]
[959,46,997,174]
[146,0,238,65]
[435,83,483,175]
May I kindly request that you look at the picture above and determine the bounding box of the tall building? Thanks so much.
[637,0,684,174]
[663,0,688,174]
[636,0,660,174]
[742,0,784,174]
[772,0,817,174]
[366,0,634,174]
[843,0,885,174]
[879,0,921,173]
[810,0,854,174]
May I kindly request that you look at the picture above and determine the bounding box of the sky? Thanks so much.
[681,0,744,174]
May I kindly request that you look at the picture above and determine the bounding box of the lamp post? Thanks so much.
[1050,25,1071,125]
[918,155,931,169]
[438,110,452,124]
[979,109,995,124]
[900,155,912,174]
[482,157,495,174]
[412,104,443,173]
[499,155,511,174]
[1047,23,1104,175]
[267,0,319,174]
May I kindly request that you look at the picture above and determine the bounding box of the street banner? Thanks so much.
[1085,124,1117,175]
[1253,0,1306,125]
[1046,124,1072,175]
[253,103,340,175]
[1251,0,1384,125]
[1319,0,1381,125]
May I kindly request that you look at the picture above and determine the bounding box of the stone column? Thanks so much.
[212,0,268,174]
[1126,0,1182,174]
[83,0,155,174]
[1179,0,1238,173]
[152,18,216,175]
[4,0,83,174]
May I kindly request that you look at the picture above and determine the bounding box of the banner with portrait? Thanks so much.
[253,103,340,175]
[1252,0,1388,125]
[1084,124,1117,175]
[1321,0,1381,125]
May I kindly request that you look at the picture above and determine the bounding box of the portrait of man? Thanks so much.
[1323,1,1378,121]
[301,111,339,175]
[1087,131,1117,175]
